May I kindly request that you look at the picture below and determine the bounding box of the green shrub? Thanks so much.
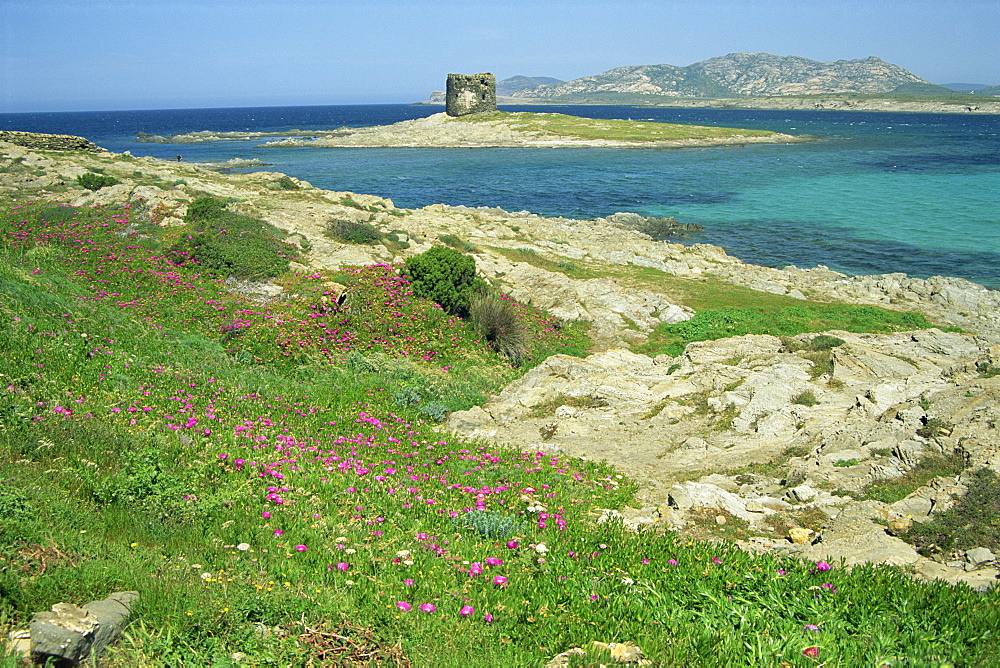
[453,509,521,540]
[185,196,229,221]
[438,233,476,252]
[0,488,33,521]
[273,175,300,190]
[861,452,966,504]
[392,387,422,407]
[810,334,845,350]
[793,390,819,406]
[169,196,297,279]
[906,467,1000,555]
[418,400,449,422]
[76,172,120,191]
[916,417,953,439]
[325,218,382,244]
[405,245,483,317]
[469,292,529,366]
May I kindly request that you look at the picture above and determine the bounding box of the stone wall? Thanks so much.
[445,73,497,117]
[0,131,102,152]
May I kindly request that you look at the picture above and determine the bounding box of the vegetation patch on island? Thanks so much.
[450,111,783,143]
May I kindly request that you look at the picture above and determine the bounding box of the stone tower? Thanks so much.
[445,73,497,117]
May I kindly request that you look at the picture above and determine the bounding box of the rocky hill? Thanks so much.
[510,53,931,99]
[497,75,564,96]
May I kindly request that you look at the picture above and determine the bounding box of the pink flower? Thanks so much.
[803,647,820,658]
[469,562,484,575]
[396,601,411,612]
[815,561,831,571]
[506,540,519,549]
[483,613,494,623]
[262,511,271,519]
[336,562,349,571]
[403,579,415,587]
[273,529,282,536]
[493,575,507,586]
[295,545,307,552]
[804,624,820,632]
[485,557,503,566]
[459,605,474,616]
[419,603,436,613]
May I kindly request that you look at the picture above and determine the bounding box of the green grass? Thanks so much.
[1,198,998,666]
[860,452,967,504]
[905,467,1000,555]
[453,111,781,143]
[639,304,931,357]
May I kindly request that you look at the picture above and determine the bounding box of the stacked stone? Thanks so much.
[0,131,102,152]
[445,73,497,117]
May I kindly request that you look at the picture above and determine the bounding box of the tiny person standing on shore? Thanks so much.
[176,155,182,161]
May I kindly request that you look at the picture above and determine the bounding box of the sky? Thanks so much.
[2,0,998,113]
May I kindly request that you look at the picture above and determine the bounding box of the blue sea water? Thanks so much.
[3,104,998,288]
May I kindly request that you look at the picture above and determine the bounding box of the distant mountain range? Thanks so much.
[477,54,997,101]
[423,55,997,105]
[496,76,564,96]
[508,53,934,99]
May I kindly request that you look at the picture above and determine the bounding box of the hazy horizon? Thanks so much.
[2,0,998,114]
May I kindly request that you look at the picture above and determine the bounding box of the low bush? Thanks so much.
[326,218,382,244]
[76,171,120,191]
[793,390,819,406]
[169,196,298,279]
[469,292,529,366]
[452,510,522,540]
[861,452,966,504]
[906,467,1000,555]
[405,245,484,317]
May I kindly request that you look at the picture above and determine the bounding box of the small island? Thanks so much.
[137,111,808,149]
[260,111,808,149]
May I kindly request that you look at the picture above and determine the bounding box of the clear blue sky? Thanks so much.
[2,0,998,112]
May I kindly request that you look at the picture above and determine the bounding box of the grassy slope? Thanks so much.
[452,111,779,142]
[1,195,998,666]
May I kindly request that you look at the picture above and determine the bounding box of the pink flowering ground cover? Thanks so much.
[1,200,998,666]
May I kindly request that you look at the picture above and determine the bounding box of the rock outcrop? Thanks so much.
[447,329,1000,587]
[0,131,102,152]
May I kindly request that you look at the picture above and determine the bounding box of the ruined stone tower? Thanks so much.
[445,73,497,117]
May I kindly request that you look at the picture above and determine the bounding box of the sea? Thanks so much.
[2,104,998,289]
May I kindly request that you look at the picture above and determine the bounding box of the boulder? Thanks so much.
[667,482,754,521]
[29,592,138,664]
[966,547,996,566]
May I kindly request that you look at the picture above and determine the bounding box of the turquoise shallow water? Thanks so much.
[3,104,998,287]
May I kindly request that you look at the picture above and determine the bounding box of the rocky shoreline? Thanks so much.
[2,136,998,587]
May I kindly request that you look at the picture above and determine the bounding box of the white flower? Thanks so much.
[397,550,412,558]
[200,572,212,581]
[334,536,348,543]
[534,543,549,554]
[402,559,414,566]
[236,543,251,551]
[344,548,356,555]
[621,577,635,586]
